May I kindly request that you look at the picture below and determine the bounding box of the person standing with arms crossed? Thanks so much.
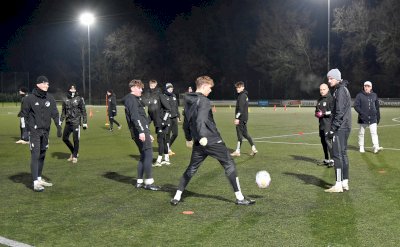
[315,83,334,167]
[60,84,88,164]
[230,81,258,157]
[325,69,352,193]
[20,76,62,192]
[170,76,255,206]
[354,81,382,154]
[123,79,160,191]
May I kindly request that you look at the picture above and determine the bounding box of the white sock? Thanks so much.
[342,179,348,186]
[252,145,257,151]
[167,143,171,152]
[334,181,342,187]
[156,155,162,163]
[235,191,244,200]
[164,154,170,162]
[174,190,182,201]
[236,142,241,152]
[137,179,143,184]
[38,177,42,181]
[145,178,154,185]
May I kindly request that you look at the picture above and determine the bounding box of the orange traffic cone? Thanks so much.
[274,105,276,111]
[89,108,94,118]
[284,104,287,111]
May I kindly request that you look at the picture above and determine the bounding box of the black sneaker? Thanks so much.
[144,184,161,191]
[170,198,180,206]
[135,183,144,189]
[236,198,255,205]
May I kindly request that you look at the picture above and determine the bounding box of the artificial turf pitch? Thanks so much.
[0,104,399,246]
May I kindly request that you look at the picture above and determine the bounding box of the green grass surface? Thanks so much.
[1,105,399,246]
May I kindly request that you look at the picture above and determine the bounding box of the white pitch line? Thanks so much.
[254,140,320,146]
[0,236,34,247]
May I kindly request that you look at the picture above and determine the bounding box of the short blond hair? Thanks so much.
[129,79,144,89]
[195,76,214,88]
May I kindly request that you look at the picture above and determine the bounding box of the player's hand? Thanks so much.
[199,137,208,146]
[139,133,146,142]
[57,126,62,138]
[186,140,193,148]
[234,119,240,125]
[150,135,154,142]
[315,111,324,118]
[325,131,334,139]
[82,124,88,130]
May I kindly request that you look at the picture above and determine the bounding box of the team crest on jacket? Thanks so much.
[45,101,51,107]
[323,102,326,106]
[173,97,176,100]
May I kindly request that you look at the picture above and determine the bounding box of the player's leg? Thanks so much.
[71,125,80,163]
[62,124,74,158]
[325,130,345,193]
[369,123,381,153]
[241,122,257,155]
[231,125,243,156]
[358,124,366,152]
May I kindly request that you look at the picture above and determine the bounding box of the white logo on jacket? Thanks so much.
[45,101,50,107]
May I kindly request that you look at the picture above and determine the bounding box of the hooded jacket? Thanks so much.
[20,87,60,131]
[61,92,87,126]
[183,92,223,145]
[107,93,118,116]
[235,90,249,122]
[330,80,352,132]
[354,90,380,124]
[164,90,180,119]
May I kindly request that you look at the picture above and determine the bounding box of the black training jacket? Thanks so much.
[315,92,334,132]
[165,91,180,119]
[235,90,249,122]
[107,94,118,116]
[331,80,352,131]
[61,92,87,126]
[353,90,380,124]
[183,92,223,145]
[20,88,60,131]
[123,93,150,138]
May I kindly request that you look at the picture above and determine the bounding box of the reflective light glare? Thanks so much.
[80,13,94,25]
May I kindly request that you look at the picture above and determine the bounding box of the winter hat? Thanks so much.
[327,69,341,81]
[364,81,372,87]
[166,83,173,90]
[19,87,28,93]
[36,75,49,84]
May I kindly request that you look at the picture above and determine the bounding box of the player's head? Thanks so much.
[149,80,157,89]
[69,84,77,93]
[107,89,113,96]
[235,81,245,93]
[195,76,214,97]
[166,83,173,93]
[327,68,341,87]
[129,79,144,96]
[363,81,372,93]
[36,75,49,92]
[319,83,329,96]
[19,87,28,95]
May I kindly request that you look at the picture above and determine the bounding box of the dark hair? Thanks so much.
[129,79,144,89]
[235,81,245,88]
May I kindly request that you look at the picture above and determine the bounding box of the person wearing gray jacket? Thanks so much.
[325,69,352,193]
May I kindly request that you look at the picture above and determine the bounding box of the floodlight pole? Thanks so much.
[87,24,91,105]
[327,0,330,71]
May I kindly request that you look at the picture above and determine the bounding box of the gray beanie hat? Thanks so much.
[327,69,341,81]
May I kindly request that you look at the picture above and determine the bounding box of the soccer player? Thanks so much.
[123,79,160,191]
[106,89,121,131]
[354,81,382,153]
[16,86,29,144]
[20,76,62,192]
[60,84,88,164]
[170,76,255,206]
[315,83,334,167]
[164,83,180,156]
[325,69,352,193]
[230,81,258,157]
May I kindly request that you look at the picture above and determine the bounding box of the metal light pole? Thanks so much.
[80,13,94,105]
[327,0,330,71]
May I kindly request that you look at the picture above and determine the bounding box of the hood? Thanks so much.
[185,92,201,107]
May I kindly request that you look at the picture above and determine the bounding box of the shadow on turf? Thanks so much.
[290,155,319,165]
[102,171,235,203]
[283,172,332,189]
[9,172,52,189]
[51,152,71,160]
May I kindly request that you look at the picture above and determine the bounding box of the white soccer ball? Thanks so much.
[256,170,271,189]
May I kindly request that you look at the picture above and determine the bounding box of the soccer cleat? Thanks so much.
[170,198,180,206]
[342,184,349,191]
[109,128,113,132]
[135,183,144,189]
[230,151,241,157]
[16,140,24,144]
[324,185,343,193]
[33,184,45,192]
[359,147,365,153]
[236,198,256,205]
[161,160,171,166]
[168,150,176,156]
[67,155,73,161]
[250,148,258,156]
[373,146,382,154]
[72,158,78,164]
[144,184,161,191]
[39,179,53,187]
[21,140,29,144]
[152,161,162,167]
[118,125,122,130]
[327,160,334,167]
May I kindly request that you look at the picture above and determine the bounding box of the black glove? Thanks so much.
[325,131,334,139]
[57,126,62,138]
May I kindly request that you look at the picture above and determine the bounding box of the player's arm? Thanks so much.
[196,98,211,139]
[125,97,145,134]
[60,100,66,124]
[375,94,380,124]
[331,88,349,131]
[160,94,171,124]
[80,98,88,125]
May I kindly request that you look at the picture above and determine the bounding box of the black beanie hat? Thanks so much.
[19,87,28,93]
[36,76,49,84]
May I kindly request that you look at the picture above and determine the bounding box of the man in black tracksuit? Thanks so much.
[144,80,171,166]
[106,89,121,131]
[123,79,160,191]
[230,81,258,157]
[325,69,352,193]
[20,76,62,192]
[16,86,29,144]
[164,83,180,155]
[315,83,334,167]
[60,85,88,164]
[170,76,255,206]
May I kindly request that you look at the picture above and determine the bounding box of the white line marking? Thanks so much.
[0,236,34,247]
